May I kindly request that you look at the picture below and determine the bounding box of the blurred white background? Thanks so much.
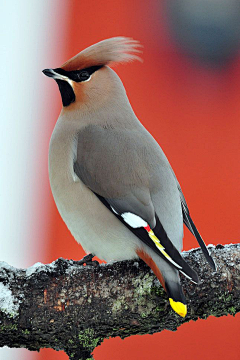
[0,1,67,358]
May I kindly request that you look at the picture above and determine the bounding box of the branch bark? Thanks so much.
[0,244,239,360]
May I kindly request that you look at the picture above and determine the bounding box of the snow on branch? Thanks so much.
[0,244,239,360]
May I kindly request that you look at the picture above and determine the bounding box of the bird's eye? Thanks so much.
[79,71,90,81]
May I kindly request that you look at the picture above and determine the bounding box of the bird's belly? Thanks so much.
[51,177,139,262]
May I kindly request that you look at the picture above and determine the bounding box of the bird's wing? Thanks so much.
[174,178,216,270]
[74,124,198,283]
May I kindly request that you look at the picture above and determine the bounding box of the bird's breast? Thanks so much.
[48,118,139,261]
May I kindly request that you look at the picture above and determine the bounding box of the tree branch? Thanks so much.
[0,244,239,360]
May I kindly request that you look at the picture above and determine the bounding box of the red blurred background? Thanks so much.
[38,1,240,359]
[40,0,240,360]
[3,1,239,359]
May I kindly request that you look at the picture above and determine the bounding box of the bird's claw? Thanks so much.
[77,253,99,267]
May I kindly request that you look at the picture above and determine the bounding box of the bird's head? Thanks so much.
[43,37,142,109]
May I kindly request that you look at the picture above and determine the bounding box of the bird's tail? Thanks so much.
[137,248,187,317]
[165,280,187,318]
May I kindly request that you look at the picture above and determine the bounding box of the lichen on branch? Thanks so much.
[0,244,239,360]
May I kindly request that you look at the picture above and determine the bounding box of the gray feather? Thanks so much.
[75,123,183,242]
[173,173,216,269]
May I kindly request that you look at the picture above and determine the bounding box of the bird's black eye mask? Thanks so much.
[54,65,103,107]
[54,65,103,82]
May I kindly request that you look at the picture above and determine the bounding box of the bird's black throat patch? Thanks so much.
[56,80,75,107]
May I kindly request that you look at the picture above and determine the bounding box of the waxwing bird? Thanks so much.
[43,37,216,317]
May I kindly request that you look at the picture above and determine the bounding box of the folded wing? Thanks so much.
[176,181,216,270]
[74,124,199,282]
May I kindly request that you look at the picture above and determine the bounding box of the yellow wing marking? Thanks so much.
[148,230,182,269]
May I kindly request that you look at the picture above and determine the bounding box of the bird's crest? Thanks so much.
[61,37,142,71]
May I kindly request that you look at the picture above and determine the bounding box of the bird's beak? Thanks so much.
[42,68,55,78]
[42,68,69,81]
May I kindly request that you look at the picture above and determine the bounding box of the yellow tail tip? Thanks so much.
[169,298,187,317]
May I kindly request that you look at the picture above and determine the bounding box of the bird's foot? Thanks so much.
[77,253,99,267]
